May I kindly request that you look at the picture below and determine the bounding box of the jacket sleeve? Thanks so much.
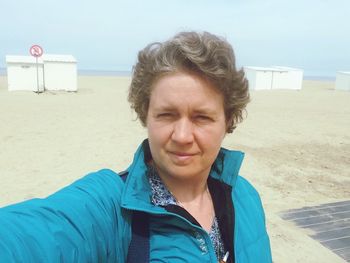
[0,169,130,263]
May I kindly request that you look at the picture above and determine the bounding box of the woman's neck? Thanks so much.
[159,173,209,203]
[157,170,215,232]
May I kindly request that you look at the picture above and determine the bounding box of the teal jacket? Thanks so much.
[0,142,272,262]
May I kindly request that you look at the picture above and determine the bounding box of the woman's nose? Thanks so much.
[171,118,194,144]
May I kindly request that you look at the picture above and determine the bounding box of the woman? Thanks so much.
[0,31,272,262]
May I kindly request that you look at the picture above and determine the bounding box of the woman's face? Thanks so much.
[146,71,227,181]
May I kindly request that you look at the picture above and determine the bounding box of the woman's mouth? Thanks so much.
[168,151,197,163]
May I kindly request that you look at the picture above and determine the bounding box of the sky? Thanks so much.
[1,0,349,77]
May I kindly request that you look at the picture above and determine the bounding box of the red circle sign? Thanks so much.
[29,45,43,57]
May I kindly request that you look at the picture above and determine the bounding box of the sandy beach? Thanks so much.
[0,75,349,262]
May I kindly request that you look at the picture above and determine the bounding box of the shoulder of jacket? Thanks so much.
[87,168,124,181]
[69,169,125,198]
[235,176,260,197]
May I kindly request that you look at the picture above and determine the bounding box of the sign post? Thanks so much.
[29,45,44,93]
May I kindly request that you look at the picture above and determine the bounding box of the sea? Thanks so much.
[0,68,131,77]
[0,67,336,81]
[78,70,132,76]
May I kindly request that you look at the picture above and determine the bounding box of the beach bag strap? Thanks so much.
[120,171,150,263]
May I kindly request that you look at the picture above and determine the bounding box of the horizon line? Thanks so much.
[0,67,337,80]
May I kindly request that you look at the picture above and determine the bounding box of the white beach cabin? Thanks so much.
[244,66,303,90]
[244,66,274,90]
[5,54,77,92]
[335,71,350,91]
[6,55,45,92]
[42,55,77,92]
[271,66,303,90]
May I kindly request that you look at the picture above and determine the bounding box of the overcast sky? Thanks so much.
[1,0,349,76]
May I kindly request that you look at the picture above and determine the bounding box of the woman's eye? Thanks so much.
[195,115,212,122]
[157,113,173,118]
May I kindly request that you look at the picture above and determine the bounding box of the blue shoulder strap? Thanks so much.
[120,171,150,263]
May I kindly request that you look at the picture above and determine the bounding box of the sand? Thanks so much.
[0,75,349,262]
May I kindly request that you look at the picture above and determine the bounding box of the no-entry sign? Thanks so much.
[29,45,43,57]
[29,44,44,93]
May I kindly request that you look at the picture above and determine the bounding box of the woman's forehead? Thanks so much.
[148,72,224,113]
[151,72,220,95]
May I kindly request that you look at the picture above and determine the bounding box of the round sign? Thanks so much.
[29,45,43,57]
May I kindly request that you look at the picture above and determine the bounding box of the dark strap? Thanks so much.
[126,211,150,263]
[208,176,235,263]
[119,171,150,263]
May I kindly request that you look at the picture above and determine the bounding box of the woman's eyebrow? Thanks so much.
[152,105,176,112]
[193,108,218,115]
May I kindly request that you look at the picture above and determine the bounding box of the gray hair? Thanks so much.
[128,31,250,133]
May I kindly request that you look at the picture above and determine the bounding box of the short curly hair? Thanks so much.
[128,31,250,133]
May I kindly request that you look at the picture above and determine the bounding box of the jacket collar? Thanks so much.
[121,139,244,212]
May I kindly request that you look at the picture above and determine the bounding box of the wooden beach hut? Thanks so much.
[244,66,303,90]
[5,54,77,92]
[42,55,77,92]
[6,55,45,92]
[271,66,303,90]
[244,66,274,90]
[335,71,350,91]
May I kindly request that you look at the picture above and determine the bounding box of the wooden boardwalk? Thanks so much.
[280,200,350,262]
